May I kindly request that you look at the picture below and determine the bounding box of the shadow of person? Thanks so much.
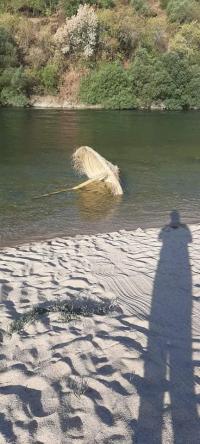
[136,210,199,443]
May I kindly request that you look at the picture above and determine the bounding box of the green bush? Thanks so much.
[0,27,29,106]
[186,64,200,108]
[0,27,18,67]
[129,49,166,107]
[24,67,43,94]
[166,0,200,23]
[61,0,81,16]
[62,0,113,17]
[39,63,59,93]
[80,62,135,108]
[0,67,29,106]
[0,87,28,106]
[129,48,200,109]
[131,0,155,17]
[80,51,200,110]
[160,0,170,8]
[0,0,59,15]
[98,0,114,8]
[161,51,192,109]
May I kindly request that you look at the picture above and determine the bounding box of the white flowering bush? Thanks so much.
[55,5,98,58]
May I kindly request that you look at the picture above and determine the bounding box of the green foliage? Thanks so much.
[98,6,141,60]
[166,0,200,23]
[1,1,200,109]
[0,27,18,67]
[62,0,113,17]
[0,0,60,15]
[0,67,29,106]
[81,48,200,110]
[39,63,59,93]
[131,0,155,17]
[61,0,81,16]
[0,88,28,106]
[129,48,200,110]
[130,48,166,107]
[161,51,193,109]
[80,62,135,109]
[169,22,200,58]
[160,0,171,8]
[24,67,43,94]
[0,27,29,106]
[98,0,114,8]
[186,64,200,108]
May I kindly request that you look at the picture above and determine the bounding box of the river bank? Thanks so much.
[25,95,198,110]
[1,2,200,111]
[0,224,200,443]
[29,95,104,109]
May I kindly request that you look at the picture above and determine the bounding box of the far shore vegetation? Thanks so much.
[1,0,200,110]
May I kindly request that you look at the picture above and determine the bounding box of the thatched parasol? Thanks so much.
[35,146,123,198]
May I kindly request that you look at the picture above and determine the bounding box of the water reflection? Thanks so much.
[76,183,122,221]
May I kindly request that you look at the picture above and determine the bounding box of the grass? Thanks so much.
[9,297,118,335]
[68,376,89,398]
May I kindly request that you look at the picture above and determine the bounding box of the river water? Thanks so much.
[1,108,200,247]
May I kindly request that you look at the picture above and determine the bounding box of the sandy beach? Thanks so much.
[0,224,200,443]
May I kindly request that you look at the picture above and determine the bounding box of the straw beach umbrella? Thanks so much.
[35,146,123,198]
[72,146,123,196]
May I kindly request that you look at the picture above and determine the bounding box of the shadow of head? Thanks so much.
[170,209,181,229]
[160,210,192,244]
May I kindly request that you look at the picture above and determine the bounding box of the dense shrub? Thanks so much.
[0,0,60,15]
[130,48,167,107]
[61,0,80,17]
[130,48,200,109]
[0,67,28,106]
[62,0,113,18]
[141,17,168,52]
[0,12,19,34]
[160,0,169,7]
[0,27,29,105]
[39,62,59,93]
[98,7,142,60]
[160,51,193,109]
[186,64,200,108]
[166,0,200,23]
[0,27,18,67]
[169,22,200,57]
[79,62,135,108]
[131,0,155,17]
[80,47,200,110]
[98,0,113,8]
[24,67,42,94]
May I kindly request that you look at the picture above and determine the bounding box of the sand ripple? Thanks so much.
[0,226,200,443]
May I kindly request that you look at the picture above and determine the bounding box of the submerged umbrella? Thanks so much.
[72,146,123,196]
[34,146,123,199]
